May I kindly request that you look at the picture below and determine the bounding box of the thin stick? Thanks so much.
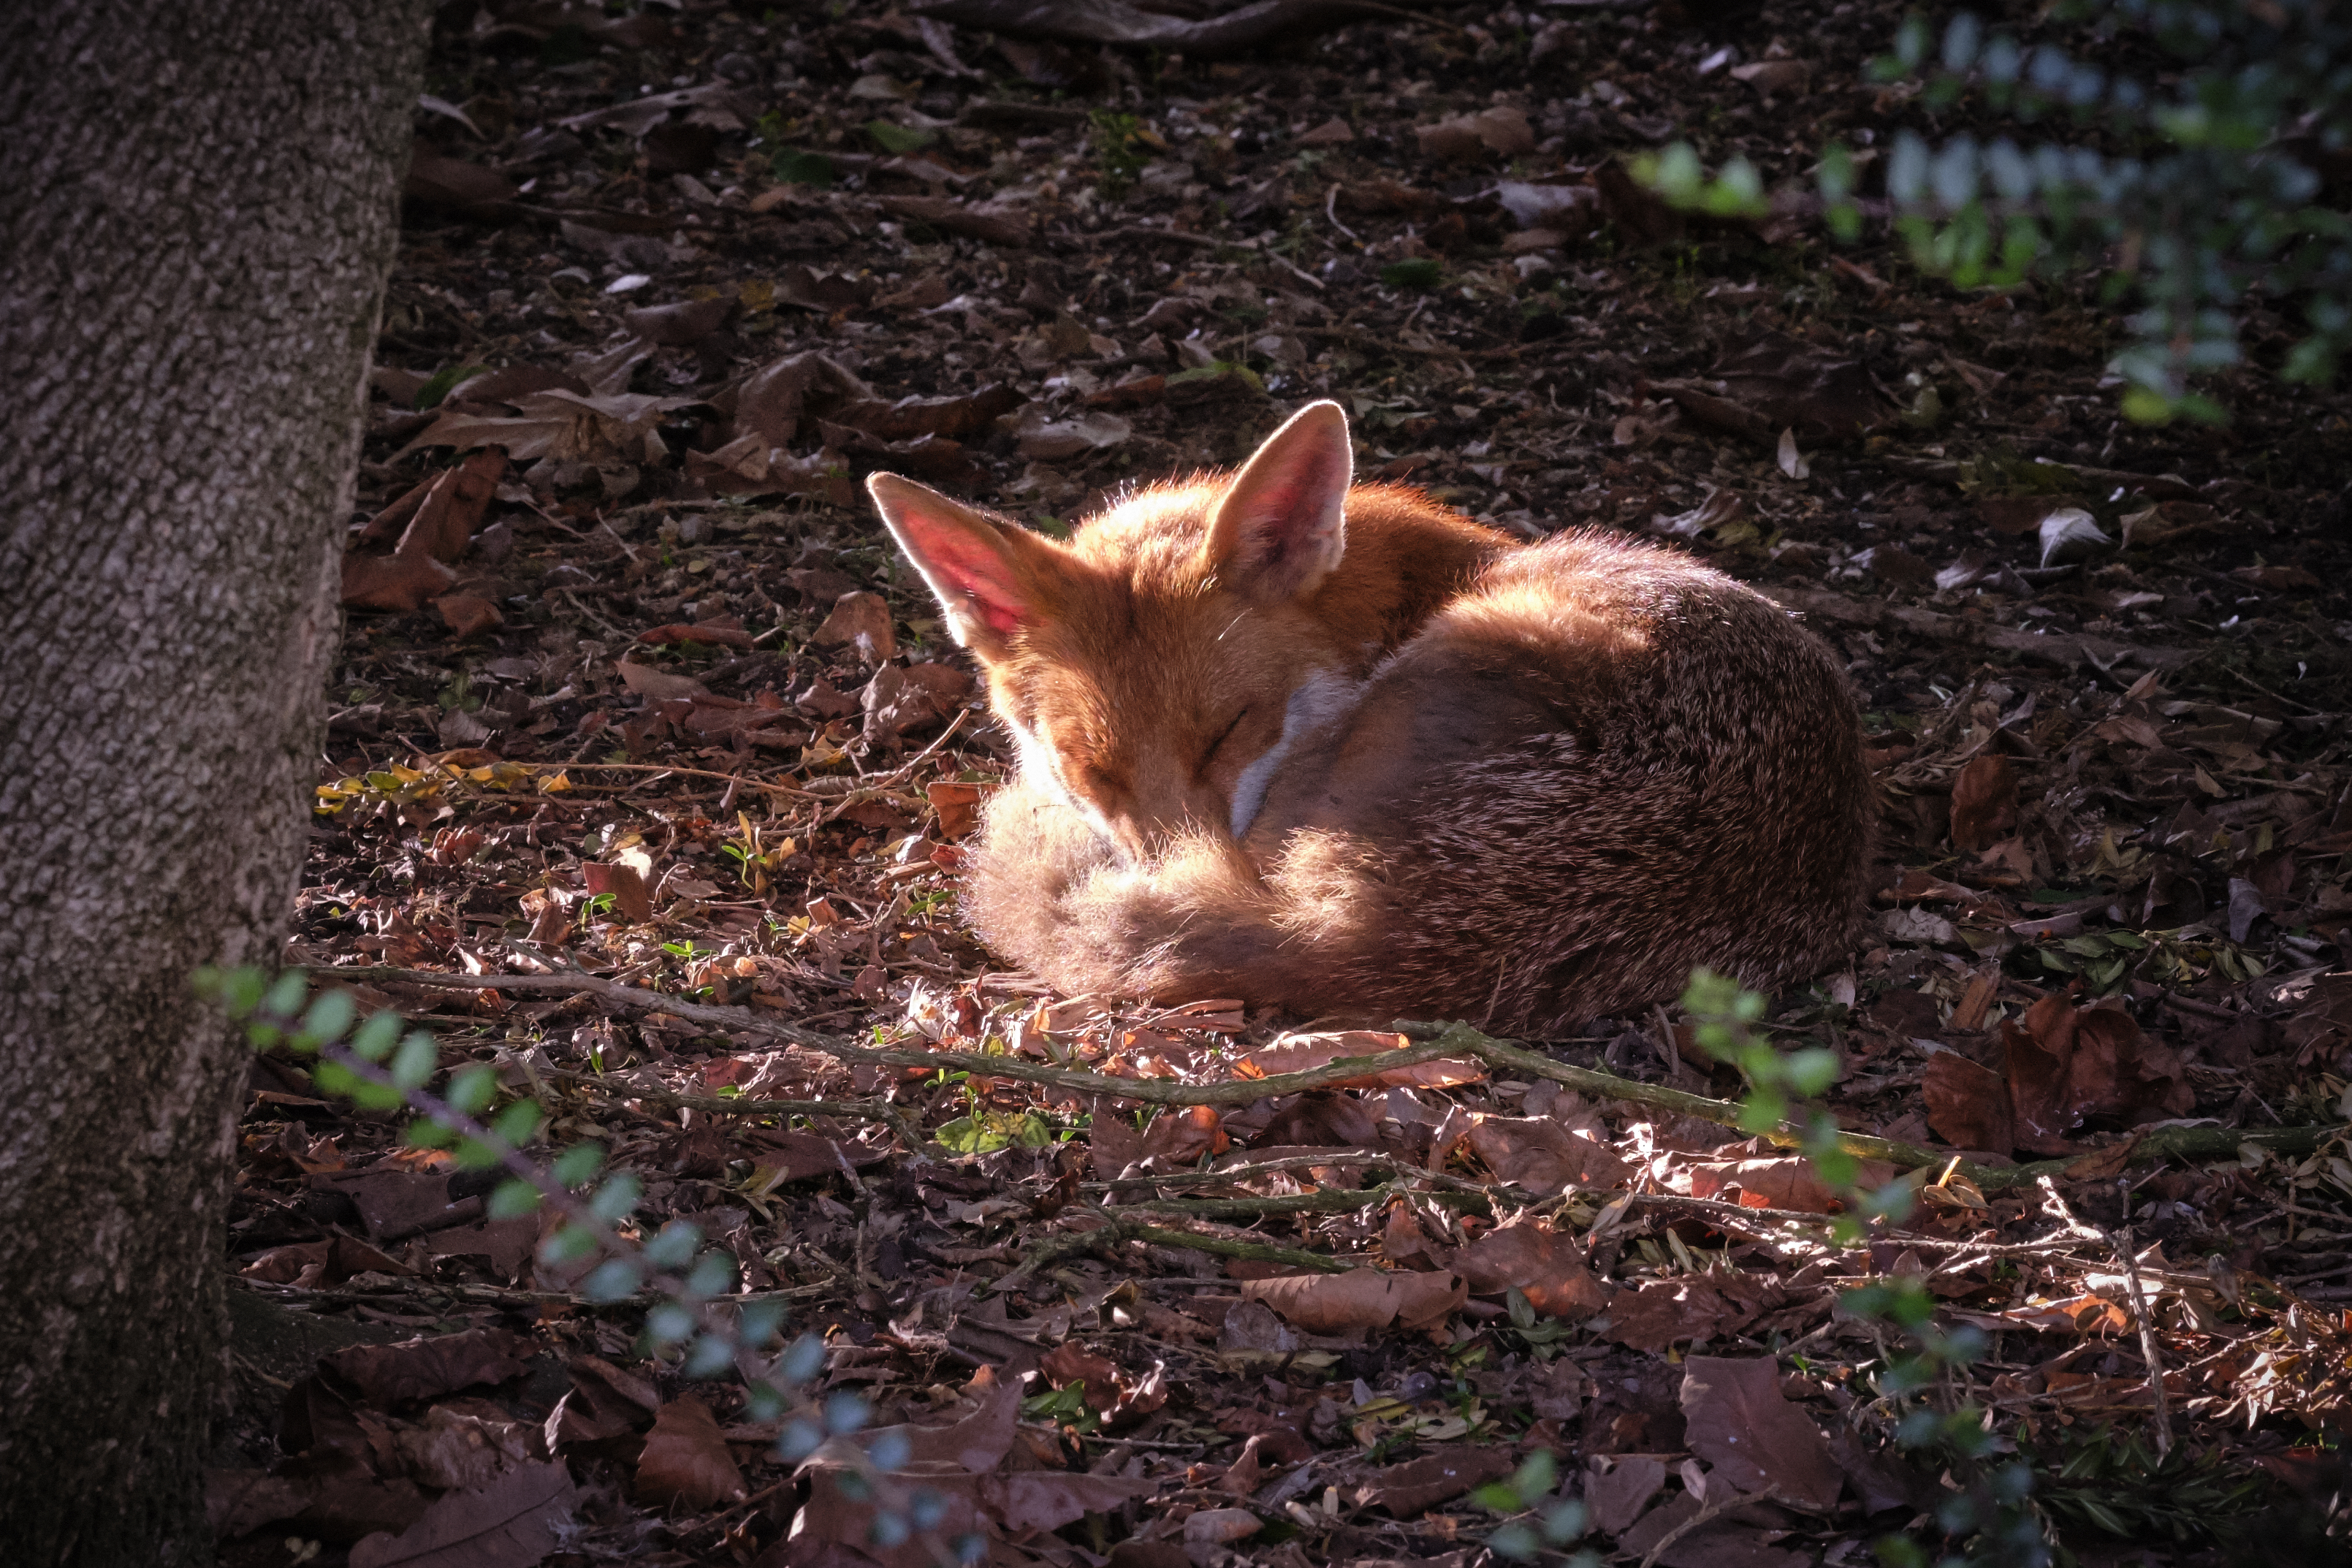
[1637,1489,1753,1568]
[2038,1176,2173,1455]
[314,970,2347,1187]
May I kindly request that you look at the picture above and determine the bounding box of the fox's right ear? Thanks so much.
[1203,400,1353,604]
[868,473,1052,661]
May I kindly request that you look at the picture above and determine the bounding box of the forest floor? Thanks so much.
[210,1,2352,1565]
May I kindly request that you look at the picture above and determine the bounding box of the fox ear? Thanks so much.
[1203,400,1352,603]
[868,473,1051,661]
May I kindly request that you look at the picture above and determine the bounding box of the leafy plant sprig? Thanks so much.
[198,966,980,1565]
[1638,1,2352,426]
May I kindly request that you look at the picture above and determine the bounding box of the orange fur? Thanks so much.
[870,403,1873,1035]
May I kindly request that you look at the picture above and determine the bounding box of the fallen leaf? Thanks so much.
[1586,1453,1666,1533]
[1360,1445,1515,1515]
[1923,1050,2015,1155]
[1181,1506,1263,1543]
[1464,1114,1633,1195]
[319,1328,537,1407]
[1453,1214,1610,1317]
[812,592,897,662]
[634,1396,745,1507]
[1599,1279,1749,1354]
[614,660,709,702]
[636,622,756,650]
[1679,1355,1841,1512]
[979,1470,1157,1531]
[343,552,459,612]
[581,859,652,924]
[624,296,734,346]
[347,1458,577,1568]
[888,1379,1023,1472]
[874,193,1032,246]
[1243,1268,1463,1333]
[433,593,503,636]
[863,661,974,747]
[1949,752,2019,853]
[1683,1154,1889,1214]
[1013,406,1132,459]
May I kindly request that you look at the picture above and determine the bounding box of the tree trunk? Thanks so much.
[0,4,429,1559]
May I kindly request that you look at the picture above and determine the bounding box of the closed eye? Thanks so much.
[1198,707,1251,772]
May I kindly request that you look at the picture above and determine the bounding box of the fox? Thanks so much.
[865,400,1873,1037]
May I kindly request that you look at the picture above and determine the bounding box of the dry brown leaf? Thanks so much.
[1141,1102,1225,1163]
[1464,1114,1633,1195]
[1243,1268,1462,1333]
[1682,1153,1893,1214]
[1358,1445,1515,1515]
[1602,1278,1743,1353]
[580,859,652,924]
[347,1458,577,1568]
[342,552,459,613]
[1923,1050,2016,1156]
[978,1469,1157,1531]
[433,593,503,637]
[320,1328,536,1407]
[1586,1453,1667,1533]
[1950,753,2020,853]
[1679,1355,1841,1512]
[633,1397,745,1508]
[893,1378,1022,1472]
[1453,1214,1610,1317]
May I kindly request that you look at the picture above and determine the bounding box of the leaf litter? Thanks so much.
[213,0,2352,1563]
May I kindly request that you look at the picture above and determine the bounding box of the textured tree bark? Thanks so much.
[0,4,430,1559]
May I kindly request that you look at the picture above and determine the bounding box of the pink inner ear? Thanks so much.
[911,522,1031,639]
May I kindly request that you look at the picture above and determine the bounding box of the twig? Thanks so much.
[2038,1176,2173,1454]
[991,1209,1355,1293]
[311,972,2350,1188]
[1636,1488,1754,1568]
[1325,182,1360,245]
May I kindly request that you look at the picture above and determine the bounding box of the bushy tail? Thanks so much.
[961,773,1379,1007]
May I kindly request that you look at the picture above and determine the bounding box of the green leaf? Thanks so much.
[582,1257,643,1303]
[539,1223,599,1265]
[644,1221,701,1271]
[446,1063,497,1116]
[552,1143,605,1187]
[300,989,355,1045]
[487,1179,541,1218]
[1488,1522,1540,1559]
[1471,1481,1523,1512]
[491,1098,543,1146]
[866,120,935,154]
[389,1030,438,1091]
[1510,1451,1557,1500]
[589,1173,643,1223]
[1379,258,1444,289]
[415,362,490,411]
[772,148,835,186]
[1653,141,1704,206]
[350,1010,402,1062]
[1507,1285,1537,1331]
[1784,1048,1840,1097]
[687,1251,737,1296]
[264,969,309,1020]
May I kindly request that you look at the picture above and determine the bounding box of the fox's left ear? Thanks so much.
[869,473,1061,663]
[1203,400,1352,603]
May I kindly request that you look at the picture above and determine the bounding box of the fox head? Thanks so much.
[867,400,1360,861]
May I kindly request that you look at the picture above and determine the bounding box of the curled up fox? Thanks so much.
[867,401,1873,1036]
